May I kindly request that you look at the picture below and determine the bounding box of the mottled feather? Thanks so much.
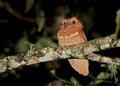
[58,17,89,76]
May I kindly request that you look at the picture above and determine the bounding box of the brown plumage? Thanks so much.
[57,17,89,76]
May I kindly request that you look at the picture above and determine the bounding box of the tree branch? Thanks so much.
[0,33,120,73]
[0,9,120,73]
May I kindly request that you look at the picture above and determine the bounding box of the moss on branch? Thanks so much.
[0,33,120,73]
[0,9,120,73]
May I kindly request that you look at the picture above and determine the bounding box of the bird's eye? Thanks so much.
[72,20,75,24]
[64,21,66,25]
[62,20,67,25]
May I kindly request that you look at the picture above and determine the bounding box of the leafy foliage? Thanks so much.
[0,0,120,86]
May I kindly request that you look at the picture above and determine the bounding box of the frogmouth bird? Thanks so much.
[57,17,89,76]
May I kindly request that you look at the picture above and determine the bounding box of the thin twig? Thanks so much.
[115,9,120,35]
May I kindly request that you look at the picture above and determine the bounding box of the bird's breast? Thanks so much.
[58,29,86,46]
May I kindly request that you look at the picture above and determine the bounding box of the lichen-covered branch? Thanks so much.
[0,9,120,73]
[86,53,120,65]
[0,33,120,73]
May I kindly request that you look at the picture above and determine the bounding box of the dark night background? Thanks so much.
[0,0,120,86]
